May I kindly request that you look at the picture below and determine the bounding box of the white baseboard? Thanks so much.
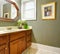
[31,43,60,54]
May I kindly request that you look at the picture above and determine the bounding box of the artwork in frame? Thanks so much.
[41,2,55,20]
[4,13,9,18]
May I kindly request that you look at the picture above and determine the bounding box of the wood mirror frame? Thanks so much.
[0,0,19,21]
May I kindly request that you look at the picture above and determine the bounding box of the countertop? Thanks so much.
[0,26,32,34]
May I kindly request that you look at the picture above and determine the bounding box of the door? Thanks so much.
[0,45,8,54]
[10,40,19,54]
[18,37,26,54]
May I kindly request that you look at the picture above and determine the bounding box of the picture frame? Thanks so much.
[4,13,9,18]
[41,2,55,20]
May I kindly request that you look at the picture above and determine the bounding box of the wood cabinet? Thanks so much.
[10,31,26,54]
[0,44,8,54]
[26,30,32,48]
[18,37,26,54]
[0,35,9,54]
[10,40,19,54]
[10,37,26,54]
[0,29,32,54]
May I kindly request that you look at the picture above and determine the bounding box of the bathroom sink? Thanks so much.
[0,29,17,34]
[0,29,26,34]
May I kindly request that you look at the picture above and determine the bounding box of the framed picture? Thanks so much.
[4,13,9,18]
[41,2,55,20]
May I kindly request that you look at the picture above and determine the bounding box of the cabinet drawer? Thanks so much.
[0,35,8,45]
[10,31,25,41]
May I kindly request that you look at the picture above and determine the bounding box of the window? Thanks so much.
[21,0,36,20]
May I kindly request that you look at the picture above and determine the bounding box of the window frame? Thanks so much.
[21,0,36,20]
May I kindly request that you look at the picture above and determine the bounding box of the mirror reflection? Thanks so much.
[0,0,17,19]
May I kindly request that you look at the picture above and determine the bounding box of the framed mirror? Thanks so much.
[0,0,19,21]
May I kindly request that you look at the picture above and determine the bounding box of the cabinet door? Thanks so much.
[0,45,8,54]
[18,37,26,54]
[10,40,19,54]
[26,30,32,48]
[27,35,31,42]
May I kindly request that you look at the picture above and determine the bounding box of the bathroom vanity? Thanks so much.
[0,28,32,54]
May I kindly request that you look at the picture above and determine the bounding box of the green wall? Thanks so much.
[27,0,60,47]
[0,21,17,26]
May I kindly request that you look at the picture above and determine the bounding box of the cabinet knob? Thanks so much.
[5,48,7,50]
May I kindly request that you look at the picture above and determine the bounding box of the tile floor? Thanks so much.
[22,43,60,54]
